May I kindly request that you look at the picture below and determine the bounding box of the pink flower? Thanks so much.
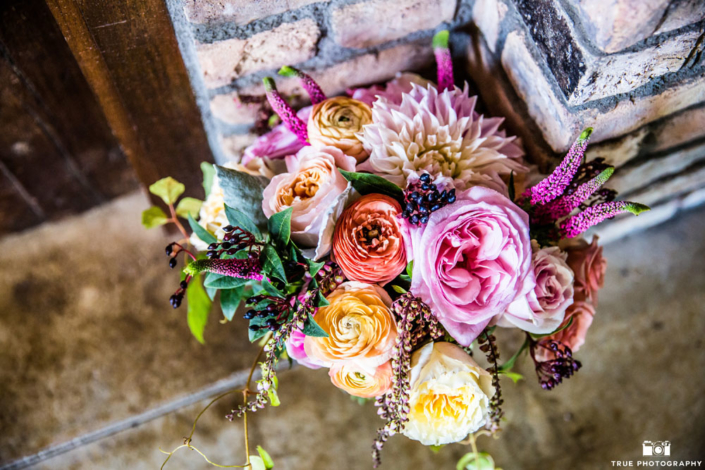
[499,243,574,334]
[241,106,312,166]
[540,300,595,359]
[348,72,432,106]
[563,236,606,304]
[408,186,535,345]
[285,329,325,369]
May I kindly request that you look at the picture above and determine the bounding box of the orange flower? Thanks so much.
[332,194,407,285]
[329,361,393,398]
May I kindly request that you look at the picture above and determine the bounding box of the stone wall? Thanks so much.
[165,0,705,239]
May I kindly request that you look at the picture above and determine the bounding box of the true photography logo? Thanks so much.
[611,441,702,468]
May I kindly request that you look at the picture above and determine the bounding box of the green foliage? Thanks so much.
[204,273,249,289]
[201,162,216,197]
[349,395,372,406]
[430,445,445,454]
[261,278,285,298]
[456,452,500,470]
[225,204,262,239]
[256,446,275,469]
[315,290,330,307]
[219,287,243,321]
[498,337,529,373]
[391,285,407,294]
[186,275,212,344]
[187,213,217,245]
[267,207,293,246]
[261,245,287,282]
[500,371,524,383]
[338,169,404,203]
[175,197,203,219]
[266,374,280,407]
[141,206,169,228]
[508,171,515,201]
[303,311,328,337]
[307,259,326,277]
[216,165,269,231]
[149,177,185,205]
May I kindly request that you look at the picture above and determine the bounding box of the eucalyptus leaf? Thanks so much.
[149,177,185,205]
[216,165,269,231]
[201,162,216,197]
[220,287,242,321]
[303,312,328,337]
[187,213,217,245]
[261,245,287,282]
[338,169,404,203]
[225,205,262,239]
[268,207,293,246]
[187,275,212,344]
[141,206,169,228]
[175,197,203,219]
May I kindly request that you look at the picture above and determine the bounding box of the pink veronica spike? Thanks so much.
[527,128,593,206]
[278,66,327,104]
[560,201,650,238]
[433,30,453,92]
[184,257,264,281]
[535,166,614,222]
[263,77,309,145]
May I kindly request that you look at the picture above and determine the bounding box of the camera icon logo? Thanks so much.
[643,441,671,456]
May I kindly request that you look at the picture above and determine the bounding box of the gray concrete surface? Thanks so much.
[1,191,704,469]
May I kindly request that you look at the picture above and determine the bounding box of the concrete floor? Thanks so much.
[1,192,704,470]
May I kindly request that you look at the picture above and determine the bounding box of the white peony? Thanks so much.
[358,83,526,193]
[402,342,494,446]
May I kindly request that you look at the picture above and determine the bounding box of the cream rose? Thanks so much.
[262,146,356,248]
[403,342,494,446]
[308,97,372,162]
[189,162,238,251]
[304,281,397,374]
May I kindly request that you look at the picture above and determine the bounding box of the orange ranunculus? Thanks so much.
[329,361,393,398]
[304,281,397,372]
[332,194,407,285]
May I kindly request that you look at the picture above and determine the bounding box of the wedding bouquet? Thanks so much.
[143,31,649,469]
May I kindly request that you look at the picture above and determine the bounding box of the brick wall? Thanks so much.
[165,0,705,240]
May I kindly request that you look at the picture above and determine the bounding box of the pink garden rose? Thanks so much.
[262,146,356,247]
[563,236,606,304]
[408,186,535,345]
[499,242,574,334]
[285,328,325,369]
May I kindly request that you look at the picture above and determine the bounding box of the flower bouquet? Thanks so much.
[143,31,649,469]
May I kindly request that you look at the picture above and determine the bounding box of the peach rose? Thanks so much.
[539,300,595,361]
[262,146,356,247]
[304,281,397,373]
[329,361,393,398]
[563,236,606,304]
[332,194,407,286]
[308,97,372,162]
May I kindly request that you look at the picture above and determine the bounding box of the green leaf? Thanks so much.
[248,315,270,342]
[220,287,242,321]
[187,213,217,245]
[338,169,404,203]
[498,337,529,372]
[430,445,446,454]
[204,274,249,289]
[149,177,185,205]
[267,386,281,407]
[508,171,515,201]
[225,205,262,239]
[391,285,407,294]
[256,446,275,469]
[250,456,267,470]
[267,207,293,246]
[175,197,203,219]
[215,165,269,232]
[201,162,216,197]
[349,395,372,405]
[500,370,524,383]
[307,259,326,277]
[457,452,498,470]
[315,290,330,307]
[261,245,287,282]
[261,278,284,298]
[303,312,328,337]
[187,275,212,344]
[141,206,169,228]
[406,260,414,278]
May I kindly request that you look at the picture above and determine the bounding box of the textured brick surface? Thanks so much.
[196,19,320,88]
[0,193,260,463]
[573,0,671,53]
[184,0,322,25]
[330,0,456,49]
[501,31,705,152]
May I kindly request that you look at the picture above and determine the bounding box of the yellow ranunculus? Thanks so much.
[304,281,397,373]
[402,342,494,446]
[307,97,372,162]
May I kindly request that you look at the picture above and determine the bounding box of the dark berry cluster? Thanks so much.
[244,295,291,333]
[164,242,196,308]
[401,173,456,225]
[531,339,581,390]
[206,225,262,259]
